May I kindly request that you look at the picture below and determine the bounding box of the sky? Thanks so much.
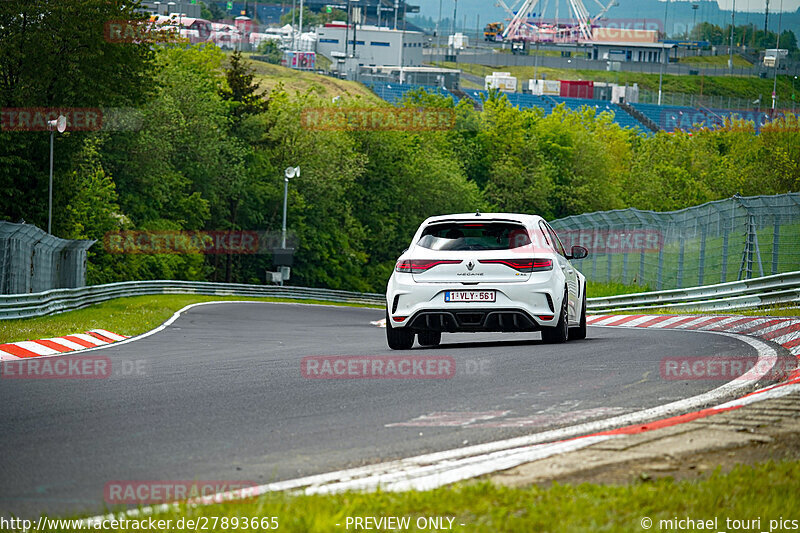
[698,0,800,12]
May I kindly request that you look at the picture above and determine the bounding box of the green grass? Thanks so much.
[435,61,798,103]
[242,54,384,103]
[46,460,800,532]
[587,280,650,298]
[572,223,800,292]
[678,54,752,67]
[0,295,377,344]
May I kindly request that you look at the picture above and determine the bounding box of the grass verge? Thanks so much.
[49,460,800,532]
[0,295,378,344]
[587,280,650,298]
[434,61,797,103]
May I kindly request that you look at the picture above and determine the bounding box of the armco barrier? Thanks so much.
[586,271,800,313]
[0,272,798,321]
[0,281,385,320]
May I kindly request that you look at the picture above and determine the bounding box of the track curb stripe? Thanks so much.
[0,329,129,358]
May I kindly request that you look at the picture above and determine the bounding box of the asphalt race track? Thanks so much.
[0,302,759,518]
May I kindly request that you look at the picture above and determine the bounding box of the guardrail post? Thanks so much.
[772,220,780,275]
[677,237,685,288]
[638,248,645,286]
[721,230,729,283]
[698,229,706,286]
[622,251,629,283]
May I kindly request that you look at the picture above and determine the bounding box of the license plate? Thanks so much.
[444,290,496,303]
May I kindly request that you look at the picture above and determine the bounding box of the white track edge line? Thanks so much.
[80,323,779,526]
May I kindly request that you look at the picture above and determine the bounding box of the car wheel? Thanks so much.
[386,311,415,350]
[541,289,569,344]
[417,330,441,347]
[569,288,587,340]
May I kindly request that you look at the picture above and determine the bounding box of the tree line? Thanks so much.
[1,1,798,292]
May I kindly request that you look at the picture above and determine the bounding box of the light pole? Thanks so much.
[282,166,299,249]
[772,0,783,111]
[47,115,66,235]
[658,0,669,106]
[728,0,735,75]
[436,0,442,57]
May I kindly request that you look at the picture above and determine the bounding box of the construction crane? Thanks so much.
[501,0,618,43]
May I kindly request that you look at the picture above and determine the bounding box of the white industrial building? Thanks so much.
[587,41,675,63]
[316,23,424,70]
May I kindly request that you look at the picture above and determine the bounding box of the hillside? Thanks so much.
[242,55,384,103]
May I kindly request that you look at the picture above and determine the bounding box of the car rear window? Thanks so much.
[416,222,532,251]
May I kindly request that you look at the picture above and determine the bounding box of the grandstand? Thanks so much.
[633,103,780,132]
[365,81,784,135]
[367,82,650,134]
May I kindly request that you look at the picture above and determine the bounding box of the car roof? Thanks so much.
[421,213,546,226]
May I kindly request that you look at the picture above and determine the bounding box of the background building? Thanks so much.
[316,23,425,76]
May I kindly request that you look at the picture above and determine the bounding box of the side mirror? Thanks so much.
[569,245,588,260]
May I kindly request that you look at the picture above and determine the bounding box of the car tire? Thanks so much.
[417,330,441,347]
[569,287,587,340]
[541,289,569,344]
[386,312,415,350]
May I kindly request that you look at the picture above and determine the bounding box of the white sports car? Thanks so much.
[385,213,589,349]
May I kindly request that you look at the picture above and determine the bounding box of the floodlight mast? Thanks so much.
[47,114,67,235]
[282,166,299,249]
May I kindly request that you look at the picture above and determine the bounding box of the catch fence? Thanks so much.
[550,193,800,290]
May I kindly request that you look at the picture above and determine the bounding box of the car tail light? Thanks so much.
[395,259,462,273]
[478,259,553,272]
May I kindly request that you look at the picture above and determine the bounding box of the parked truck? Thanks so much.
[484,22,504,42]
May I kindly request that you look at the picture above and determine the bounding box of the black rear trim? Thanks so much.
[407,309,539,333]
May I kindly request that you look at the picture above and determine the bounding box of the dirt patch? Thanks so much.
[491,391,800,488]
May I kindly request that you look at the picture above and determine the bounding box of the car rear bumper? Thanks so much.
[386,274,563,332]
[404,308,541,332]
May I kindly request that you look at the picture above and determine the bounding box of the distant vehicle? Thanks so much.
[763,49,788,68]
[485,71,517,92]
[448,32,468,50]
[385,213,589,349]
[484,22,504,41]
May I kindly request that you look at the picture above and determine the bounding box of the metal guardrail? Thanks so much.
[0,272,798,321]
[586,271,800,313]
[0,281,386,320]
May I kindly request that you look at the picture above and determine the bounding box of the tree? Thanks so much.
[280,7,346,30]
[219,51,270,121]
[200,1,227,21]
[258,40,284,64]
[0,0,157,234]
